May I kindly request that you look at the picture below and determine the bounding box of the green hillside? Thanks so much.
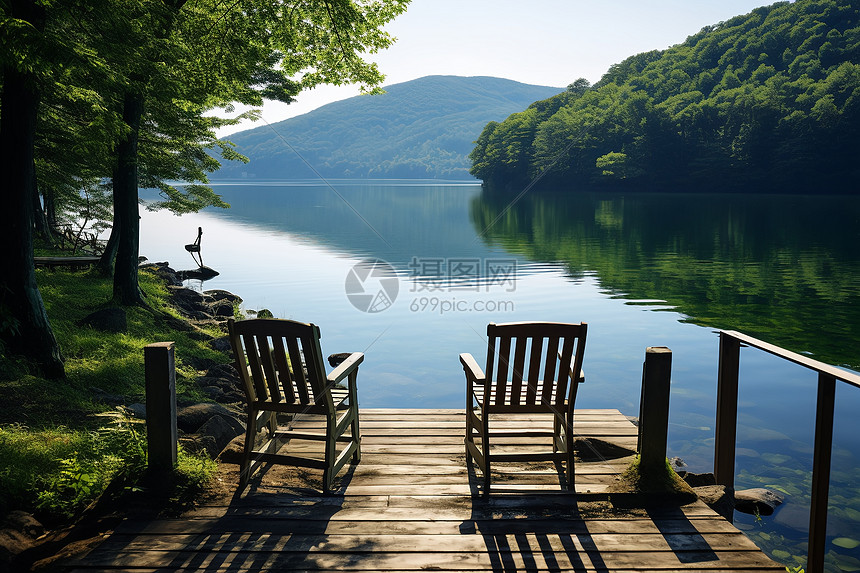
[215,76,562,180]
[213,76,562,179]
[470,0,860,193]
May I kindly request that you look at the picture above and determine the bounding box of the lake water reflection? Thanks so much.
[140,181,860,565]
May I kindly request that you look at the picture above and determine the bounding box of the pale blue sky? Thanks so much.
[219,0,778,135]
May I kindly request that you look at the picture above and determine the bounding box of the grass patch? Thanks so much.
[607,455,697,507]
[0,266,226,524]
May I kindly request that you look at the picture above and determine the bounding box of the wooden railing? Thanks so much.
[714,330,860,573]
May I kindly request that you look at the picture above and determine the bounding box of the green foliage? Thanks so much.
[0,267,224,522]
[2,0,413,236]
[32,410,147,521]
[214,76,563,180]
[470,0,860,193]
[1,267,227,423]
[0,413,216,523]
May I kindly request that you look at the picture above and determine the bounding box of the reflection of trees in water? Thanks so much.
[208,183,488,266]
[471,189,860,369]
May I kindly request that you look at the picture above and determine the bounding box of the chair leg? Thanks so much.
[350,407,361,465]
[565,413,575,491]
[239,407,259,488]
[483,454,491,497]
[464,396,473,467]
[482,416,491,496]
[349,372,361,464]
[323,414,336,494]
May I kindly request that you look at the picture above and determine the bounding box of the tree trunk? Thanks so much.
[32,160,56,247]
[44,182,58,229]
[112,91,146,306]
[0,57,65,378]
[96,216,119,277]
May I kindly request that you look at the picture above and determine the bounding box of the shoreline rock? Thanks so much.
[0,511,45,568]
[734,487,785,516]
[119,261,248,460]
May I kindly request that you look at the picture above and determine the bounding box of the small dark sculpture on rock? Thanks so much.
[180,226,219,280]
[185,227,204,267]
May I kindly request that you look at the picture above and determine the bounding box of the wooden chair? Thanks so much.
[460,321,587,494]
[227,317,362,493]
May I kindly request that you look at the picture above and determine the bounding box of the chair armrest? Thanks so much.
[327,352,364,385]
[558,350,585,383]
[459,353,485,383]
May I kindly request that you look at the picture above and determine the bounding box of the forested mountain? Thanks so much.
[470,0,860,193]
[215,76,562,180]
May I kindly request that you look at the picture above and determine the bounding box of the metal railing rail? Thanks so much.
[714,330,860,573]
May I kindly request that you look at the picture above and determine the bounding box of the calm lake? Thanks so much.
[140,181,860,566]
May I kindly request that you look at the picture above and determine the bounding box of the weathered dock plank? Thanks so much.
[63,408,785,572]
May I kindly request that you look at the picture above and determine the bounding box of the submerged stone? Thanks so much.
[734,487,785,516]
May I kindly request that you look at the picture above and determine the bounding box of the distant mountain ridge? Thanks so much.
[214,76,563,180]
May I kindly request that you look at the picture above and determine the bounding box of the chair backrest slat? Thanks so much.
[486,336,497,389]
[510,337,528,405]
[495,336,512,404]
[526,336,544,403]
[256,335,283,403]
[304,333,331,406]
[229,326,257,402]
[541,336,560,404]
[271,336,293,402]
[243,334,270,400]
[228,318,334,411]
[286,336,310,404]
[556,335,576,406]
[485,322,586,409]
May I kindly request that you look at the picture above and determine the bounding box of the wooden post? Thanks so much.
[638,346,672,471]
[145,342,177,474]
[807,372,836,573]
[714,332,741,490]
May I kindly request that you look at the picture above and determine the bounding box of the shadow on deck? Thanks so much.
[63,409,784,572]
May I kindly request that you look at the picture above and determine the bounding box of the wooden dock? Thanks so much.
[65,409,784,572]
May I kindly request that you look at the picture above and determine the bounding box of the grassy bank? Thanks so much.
[0,266,226,525]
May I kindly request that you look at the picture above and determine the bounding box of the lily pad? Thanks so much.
[761,453,792,464]
[834,538,860,550]
[834,552,860,572]
[772,549,792,560]
[765,483,800,496]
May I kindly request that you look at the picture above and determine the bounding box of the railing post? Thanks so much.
[714,332,740,491]
[807,373,836,573]
[144,342,177,474]
[638,347,672,472]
